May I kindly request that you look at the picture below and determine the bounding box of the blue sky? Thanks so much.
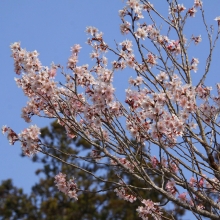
[0,0,125,193]
[1,0,220,219]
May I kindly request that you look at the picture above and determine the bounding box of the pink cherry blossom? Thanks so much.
[1,125,8,134]
[3,2,220,219]
[178,192,187,202]
[114,185,136,203]
[142,2,153,12]
[188,7,197,17]
[18,125,41,156]
[71,44,82,54]
[194,0,203,7]
[137,199,162,220]
[166,180,177,196]
[54,172,78,200]
[2,126,18,145]
[120,21,131,35]
[192,35,202,45]
[151,156,159,168]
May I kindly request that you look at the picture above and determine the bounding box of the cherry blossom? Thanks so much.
[192,35,202,45]
[190,57,199,72]
[178,192,187,202]
[120,21,131,35]
[1,125,8,134]
[2,126,18,145]
[188,7,197,17]
[169,4,186,14]
[54,172,78,200]
[150,156,159,168]
[166,180,177,196]
[194,0,203,7]
[114,184,136,203]
[142,2,153,12]
[3,1,220,219]
[18,125,41,156]
[136,199,162,220]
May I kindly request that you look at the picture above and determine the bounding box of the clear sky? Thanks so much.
[1,0,220,219]
[0,0,125,193]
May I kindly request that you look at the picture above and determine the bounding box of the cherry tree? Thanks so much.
[2,0,220,219]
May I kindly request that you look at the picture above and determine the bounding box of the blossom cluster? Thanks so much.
[18,125,40,156]
[192,35,202,45]
[165,176,220,208]
[119,0,153,21]
[125,74,197,144]
[11,42,59,123]
[166,180,178,196]
[190,57,199,73]
[169,0,203,17]
[2,125,40,156]
[136,199,162,220]
[10,42,41,75]
[114,184,136,203]
[3,0,220,219]
[2,126,18,145]
[54,172,78,200]
[10,34,118,141]
[189,176,220,193]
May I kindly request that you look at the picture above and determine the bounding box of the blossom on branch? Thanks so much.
[3,0,220,219]
[54,172,78,200]
[114,183,137,203]
[136,199,162,220]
